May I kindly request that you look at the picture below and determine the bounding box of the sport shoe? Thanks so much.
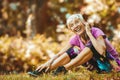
[27,69,45,77]
[53,66,67,76]
[27,71,40,77]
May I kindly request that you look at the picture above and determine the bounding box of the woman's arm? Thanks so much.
[36,42,72,72]
[88,34,106,55]
[85,24,106,55]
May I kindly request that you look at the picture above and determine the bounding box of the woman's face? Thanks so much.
[68,18,85,35]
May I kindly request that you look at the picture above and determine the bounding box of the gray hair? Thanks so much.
[66,14,85,26]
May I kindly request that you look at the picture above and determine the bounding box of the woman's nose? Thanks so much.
[72,24,78,30]
[71,25,76,31]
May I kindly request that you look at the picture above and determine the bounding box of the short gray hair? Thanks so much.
[66,14,84,26]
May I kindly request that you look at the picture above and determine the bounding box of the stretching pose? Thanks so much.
[28,13,120,77]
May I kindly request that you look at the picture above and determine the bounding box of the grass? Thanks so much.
[1,72,120,80]
[1,67,120,80]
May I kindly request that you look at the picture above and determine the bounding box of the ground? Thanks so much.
[1,67,120,80]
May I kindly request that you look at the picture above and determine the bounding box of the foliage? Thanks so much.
[1,0,119,38]
[0,34,63,73]
[0,31,120,73]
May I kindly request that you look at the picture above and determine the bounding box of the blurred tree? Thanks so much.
[33,0,84,39]
[0,0,119,39]
[0,0,2,18]
[34,0,50,34]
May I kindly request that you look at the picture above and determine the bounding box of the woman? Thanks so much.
[28,14,120,77]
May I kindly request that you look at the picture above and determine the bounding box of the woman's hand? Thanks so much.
[36,60,53,72]
[85,23,92,36]
[35,55,59,72]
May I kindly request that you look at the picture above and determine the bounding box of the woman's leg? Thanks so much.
[27,52,71,77]
[50,52,71,70]
[64,47,93,70]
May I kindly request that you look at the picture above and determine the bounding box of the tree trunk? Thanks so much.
[35,0,49,33]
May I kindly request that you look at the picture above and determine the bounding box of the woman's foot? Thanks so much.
[27,69,46,77]
[53,66,68,76]
[27,70,40,77]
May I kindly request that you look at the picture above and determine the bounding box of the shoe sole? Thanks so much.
[27,72,38,77]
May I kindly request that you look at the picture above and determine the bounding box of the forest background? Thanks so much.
[0,0,120,76]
